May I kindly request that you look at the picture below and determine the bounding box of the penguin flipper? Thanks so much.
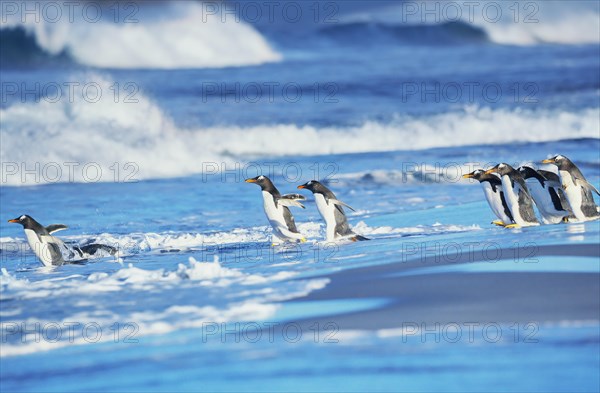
[517,188,539,224]
[281,193,306,201]
[277,199,305,209]
[580,179,600,196]
[329,199,356,212]
[350,234,369,241]
[46,224,68,234]
[40,235,65,265]
[278,194,306,209]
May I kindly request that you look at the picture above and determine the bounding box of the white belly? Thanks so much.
[526,180,565,224]
[24,229,63,266]
[481,183,511,224]
[314,193,338,241]
[499,175,537,226]
[560,170,585,221]
[261,191,303,241]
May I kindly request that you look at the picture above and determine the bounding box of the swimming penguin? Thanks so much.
[518,166,572,224]
[8,215,68,266]
[245,176,307,243]
[8,215,117,266]
[541,155,600,222]
[462,169,514,226]
[297,180,368,242]
[485,164,539,227]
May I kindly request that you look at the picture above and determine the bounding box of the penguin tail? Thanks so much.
[350,234,370,242]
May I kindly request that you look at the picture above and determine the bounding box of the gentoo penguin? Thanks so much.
[8,215,116,266]
[517,166,572,224]
[541,155,600,222]
[297,180,368,242]
[462,169,514,226]
[245,176,307,243]
[485,164,539,227]
[8,215,68,266]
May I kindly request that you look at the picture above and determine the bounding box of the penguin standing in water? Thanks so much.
[541,155,600,222]
[297,180,368,242]
[462,169,514,226]
[485,164,539,227]
[8,215,116,266]
[245,176,307,243]
[518,166,572,224]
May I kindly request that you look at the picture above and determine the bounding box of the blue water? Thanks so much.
[1,1,600,392]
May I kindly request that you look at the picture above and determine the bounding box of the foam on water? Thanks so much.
[473,1,600,45]
[0,2,281,68]
[0,257,330,356]
[0,221,482,260]
[2,74,598,186]
[340,0,600,45]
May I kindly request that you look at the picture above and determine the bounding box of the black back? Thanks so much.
[300,180,353,237]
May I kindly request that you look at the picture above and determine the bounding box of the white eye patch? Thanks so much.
[20,215,26,220]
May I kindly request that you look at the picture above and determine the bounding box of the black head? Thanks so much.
[245,175,277,192]
[297,180,329,194]
[8,214,37,229]
[462,169,486,181]
[485,163,515,177]
[542,155,573,170]
[518,166,540,179]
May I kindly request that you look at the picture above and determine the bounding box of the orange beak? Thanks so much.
[462,173,474,179]
[245,179,256,183]
[297,185,305,189]
[541,159,553,164]
[8,219,18,223]
[484,168,497,175]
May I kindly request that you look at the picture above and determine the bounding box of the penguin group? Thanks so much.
[245,176,368,244]
[9,155,597,267]
[463,155,600,228]
[9,177,368,266]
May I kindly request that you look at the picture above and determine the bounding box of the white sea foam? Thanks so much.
[0,258,330,356]
[473,1,600,45]
[2,74,598,186]
[0,2,281,68]
[343,0,600,45]
[0,222,481,263]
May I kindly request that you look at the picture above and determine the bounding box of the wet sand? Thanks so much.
[285,243,600,329]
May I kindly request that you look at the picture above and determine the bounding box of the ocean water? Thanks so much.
[1,1,599,392]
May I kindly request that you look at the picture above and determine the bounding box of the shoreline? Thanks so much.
[282,243,600,330]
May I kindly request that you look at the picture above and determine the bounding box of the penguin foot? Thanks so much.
[562,216,569,223]
[504,224,521,229]
[491,220,506,227]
